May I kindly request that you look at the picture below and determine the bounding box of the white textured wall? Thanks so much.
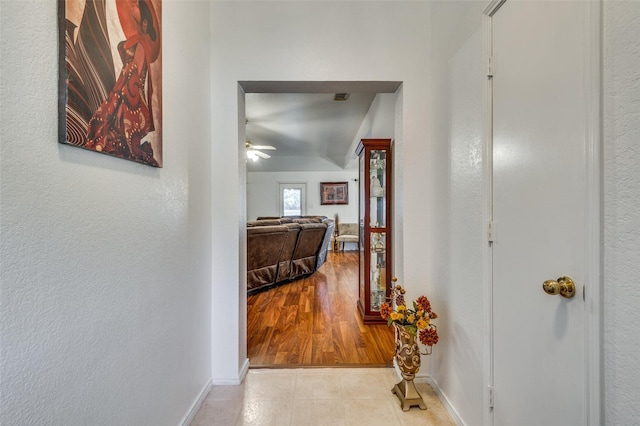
[210,1,431,382]
[603,1,640,424]
[0,1,213,424]
[247,171,358,222]
[427,1,487,424]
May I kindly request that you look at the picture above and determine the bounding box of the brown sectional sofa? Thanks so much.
[246,216,334,295]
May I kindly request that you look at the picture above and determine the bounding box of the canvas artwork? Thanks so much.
[58,0,162,167]
[320,182,349,205]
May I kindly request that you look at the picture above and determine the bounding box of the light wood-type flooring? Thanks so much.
[247,251,395,367]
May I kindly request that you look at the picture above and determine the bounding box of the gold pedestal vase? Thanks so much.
[391,323,427,411]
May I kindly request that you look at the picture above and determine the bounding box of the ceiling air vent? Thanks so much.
[334,93,350,101]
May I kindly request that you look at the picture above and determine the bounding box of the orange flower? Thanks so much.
[416,295,431,312]
[380,302,392,320]
[419,327,439,346]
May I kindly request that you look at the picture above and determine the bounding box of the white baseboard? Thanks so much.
[181,361,250,425]
[180,378,212,426]
[424,375,465,426]
[211,358,250,386]
[239,358,250,382]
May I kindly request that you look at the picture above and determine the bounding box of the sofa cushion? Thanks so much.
[246,225,288,290]
[276,223,302,283]
[290,222,328,279]
[316,219,335,269]
[248,219,283,227]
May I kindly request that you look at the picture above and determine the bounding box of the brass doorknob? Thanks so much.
[542,276,576,298]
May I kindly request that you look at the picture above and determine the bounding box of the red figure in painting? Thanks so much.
[85,0,161,166]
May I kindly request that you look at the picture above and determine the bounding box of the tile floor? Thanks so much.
[191,368,456,426]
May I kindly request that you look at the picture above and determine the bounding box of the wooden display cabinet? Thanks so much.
[356,139,392,324]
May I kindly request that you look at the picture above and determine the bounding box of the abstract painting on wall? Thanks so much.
[58,0,162,167]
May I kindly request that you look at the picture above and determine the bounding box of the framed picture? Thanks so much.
[320,182,349,205]
[58,0,163,167]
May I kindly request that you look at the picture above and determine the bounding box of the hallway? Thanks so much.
[5,0,638,424]
[191,368,456,425]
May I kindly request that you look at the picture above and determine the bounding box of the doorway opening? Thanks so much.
[240,81,402,368]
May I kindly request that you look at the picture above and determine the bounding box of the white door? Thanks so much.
[278,182,307,216]
[490,1,596,424]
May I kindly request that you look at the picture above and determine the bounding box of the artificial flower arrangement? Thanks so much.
[380,278,439,354]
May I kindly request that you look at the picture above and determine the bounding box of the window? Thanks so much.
[278,183,306,216]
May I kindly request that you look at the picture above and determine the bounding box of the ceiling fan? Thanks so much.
[246,140,276,162]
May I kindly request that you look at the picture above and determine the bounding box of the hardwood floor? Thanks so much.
[247,251,395,368]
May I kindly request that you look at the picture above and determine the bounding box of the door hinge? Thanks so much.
[489,385,494,408]
[487,54,494,78]
[488,220,495,243]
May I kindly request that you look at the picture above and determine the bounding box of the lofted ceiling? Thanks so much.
[242,81,401,172]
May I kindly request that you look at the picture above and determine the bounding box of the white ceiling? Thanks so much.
[242,81,401,172]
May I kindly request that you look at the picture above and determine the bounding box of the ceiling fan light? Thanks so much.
[247,150,259,161]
